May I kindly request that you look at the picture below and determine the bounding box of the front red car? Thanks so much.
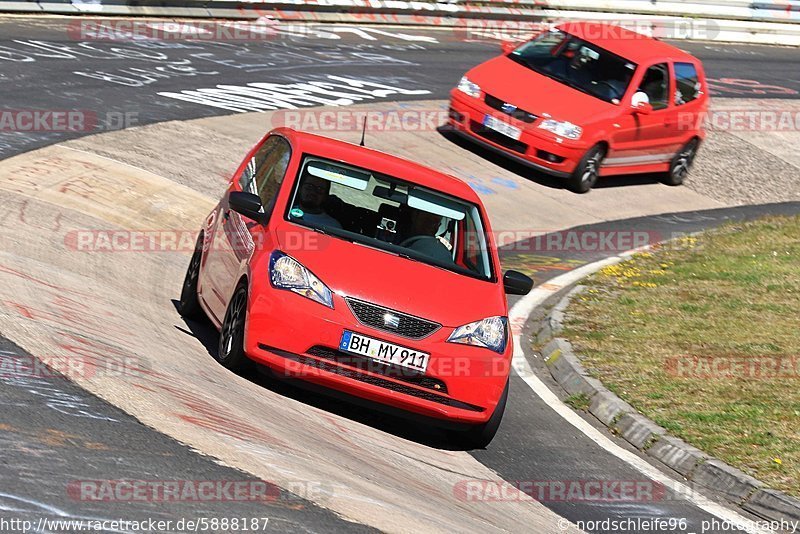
[180,129,533,448]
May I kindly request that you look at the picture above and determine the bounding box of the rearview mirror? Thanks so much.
[501,41,517,55]
[229,191,265,224]
[503,270,534,295]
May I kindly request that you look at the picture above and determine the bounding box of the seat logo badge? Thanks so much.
[383,313,401,329]
[501,103,517,114]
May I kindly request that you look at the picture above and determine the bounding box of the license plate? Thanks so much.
[339,331,429,373]
[483,114,522,140]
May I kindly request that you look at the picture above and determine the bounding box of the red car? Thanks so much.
[448,22,709,193]
[179,128,533,448]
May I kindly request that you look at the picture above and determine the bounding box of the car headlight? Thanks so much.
[447,316,508,354]
[457,76,481,98]
[538,119,583,140]
[269,251,333,308]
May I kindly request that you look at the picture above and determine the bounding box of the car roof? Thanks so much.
[556,21,698,65]
[273,128,483,203]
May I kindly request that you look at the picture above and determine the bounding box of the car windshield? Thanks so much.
[507,29,637,103]
[286,155,494,281]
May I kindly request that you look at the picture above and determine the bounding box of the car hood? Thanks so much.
[278,229,507,328]
[468,55,618,124]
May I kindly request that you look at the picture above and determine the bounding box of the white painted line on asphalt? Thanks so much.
[508,253,774,534]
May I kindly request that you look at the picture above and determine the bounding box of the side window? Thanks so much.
[674,62,701,105]
[638,63,670,110]
[239,136,291,213]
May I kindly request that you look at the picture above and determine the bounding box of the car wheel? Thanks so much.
[456,379,509,449]
[217,283,251,371]
[663,138,699,186]
[179,233,204,319]
[568,144,606,194]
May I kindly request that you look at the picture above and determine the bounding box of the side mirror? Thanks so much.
[503,270,534,296]
[501,41,517,55]
[630,91,652,115]
[229,191,265,223]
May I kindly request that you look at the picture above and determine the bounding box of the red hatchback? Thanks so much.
[448,22,709,193]
[179,128,533,448]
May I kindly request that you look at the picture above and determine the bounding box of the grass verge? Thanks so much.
[562,216,800,496]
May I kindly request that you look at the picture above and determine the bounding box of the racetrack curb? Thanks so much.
[536,284,800,524]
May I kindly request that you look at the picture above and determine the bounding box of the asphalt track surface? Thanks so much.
[1,16,800,158]
[1,15,800,534]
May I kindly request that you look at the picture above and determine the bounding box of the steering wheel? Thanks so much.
[595,80,621,99]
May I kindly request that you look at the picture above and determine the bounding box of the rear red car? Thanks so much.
[448,22,709,192]
[179,128,533,448]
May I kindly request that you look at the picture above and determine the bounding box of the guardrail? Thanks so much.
[2,0,800,45]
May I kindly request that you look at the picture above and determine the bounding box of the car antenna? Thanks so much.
[359,117,367,147]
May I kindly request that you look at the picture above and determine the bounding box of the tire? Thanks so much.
[179,233,204,319]
[662,138,699,186]
[456,379,509,449]
[567,144,606,194]
[217,283,251,372]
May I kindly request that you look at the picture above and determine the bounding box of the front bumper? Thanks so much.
[447,90,590,178]
[243,282,510,425]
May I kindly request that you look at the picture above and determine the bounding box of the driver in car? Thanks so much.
[400,209,453,264]
[295,175,343,229]
[547,42,585,78]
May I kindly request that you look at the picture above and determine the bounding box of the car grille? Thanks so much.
[307,346,448,393]
[259,344,483,412]
[484,93,538,123]
[470,120,529,154]
[345,298,441,339]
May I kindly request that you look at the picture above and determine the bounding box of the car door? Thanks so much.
[607,61,681,169]
[203,135,292,322]
[671,61,706,142]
